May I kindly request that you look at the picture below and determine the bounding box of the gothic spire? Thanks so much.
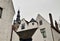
[16,10,20,24]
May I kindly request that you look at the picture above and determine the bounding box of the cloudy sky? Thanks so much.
[12,0,60,23]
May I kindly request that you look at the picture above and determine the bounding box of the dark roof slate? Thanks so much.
[29,18,38,24]
[25,20,29,24]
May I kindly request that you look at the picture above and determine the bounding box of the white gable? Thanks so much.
[16,18,28,32]
[28,22,38,29]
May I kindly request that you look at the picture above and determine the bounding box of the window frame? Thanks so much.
[0,7,3,18]
[40,28,46,38]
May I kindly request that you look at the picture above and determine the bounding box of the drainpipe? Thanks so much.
[10,26,13,41]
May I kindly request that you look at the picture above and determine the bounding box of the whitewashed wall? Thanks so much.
[36,14,53,41]
[0,0,15,41]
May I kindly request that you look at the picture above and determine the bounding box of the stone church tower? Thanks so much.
[0,0,15,41]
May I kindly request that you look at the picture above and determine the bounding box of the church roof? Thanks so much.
[22,18,29,24]
[17,10,20,18]
[25,20,29,24]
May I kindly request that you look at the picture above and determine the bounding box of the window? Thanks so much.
[32,22,34,25]
[0,7,3,18]
[21,23,25,29]
[39,20,42,25]
[40,28,46,38]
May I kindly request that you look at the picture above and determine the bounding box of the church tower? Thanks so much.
[16,10,21,24]
[13,10,20,31]
[0,0,15,41]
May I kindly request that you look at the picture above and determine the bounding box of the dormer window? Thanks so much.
[21,23,25,29]
[0,7,3,18]
[39,20,42,25]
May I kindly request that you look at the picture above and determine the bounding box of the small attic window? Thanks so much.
[39,20,42,25]
[32,22,34,25]
[0,7,3,18]
[21,23,25,29]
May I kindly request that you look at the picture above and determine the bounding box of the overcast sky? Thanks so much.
[12,0,60,23]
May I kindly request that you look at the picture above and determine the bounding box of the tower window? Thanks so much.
[21,23,25,29]
[40,28,46,38]
[39,20,42,25]
[32,22,34,25]
[0,7,3,18]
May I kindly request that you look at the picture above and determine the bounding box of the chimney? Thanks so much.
[49,13,54,27]
[55,20,59,31]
